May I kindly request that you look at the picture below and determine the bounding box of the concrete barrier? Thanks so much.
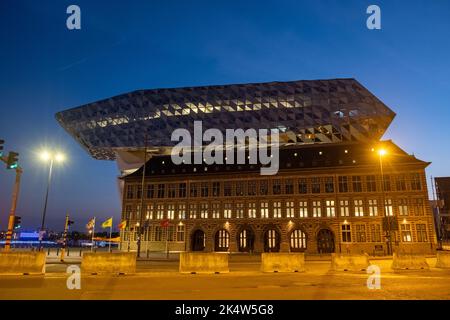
[179,252,229,274]
[261,253,305,273]
[331,253,370,271]
[81,252,136,275]
[0,251,46,275]
[391,253,429,271]
[435,251,450,268]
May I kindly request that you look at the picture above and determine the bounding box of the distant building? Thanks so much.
[435,177,450,242]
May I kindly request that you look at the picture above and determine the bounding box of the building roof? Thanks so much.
[56,78,395,160]
[124,140,428,179]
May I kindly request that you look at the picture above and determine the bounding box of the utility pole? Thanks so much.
[136,133,148,258]
[4,167,23,251]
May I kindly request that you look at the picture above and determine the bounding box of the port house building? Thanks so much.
[56,78,436,254]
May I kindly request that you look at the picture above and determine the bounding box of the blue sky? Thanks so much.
[0,0,449,231]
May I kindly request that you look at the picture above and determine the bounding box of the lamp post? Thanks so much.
[39,150,65,249]
[378,148,392,255]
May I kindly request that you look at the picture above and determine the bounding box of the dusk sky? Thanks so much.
[0,0,449,232]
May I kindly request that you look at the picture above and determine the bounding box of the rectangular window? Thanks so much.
[178,204,186,220]
[396,175,407,191]
[157,184,165,198]
[126,185,134,199]
[200,203,208,219]
[311,177,321,193]
[398,198,408,216]
[124,205,132,220]
[248,202,257,218]
[385,199,393,216]
[154,226,163,241]
[338,176,348,193]
[273,201,282,218]
[413,198,424,216]
[326,200,335,217]
[247,181,257,196]
[286,201,294,218]
[146,204,154,220]
[168,184,177,198]
[325,177,334,193]
[261,202,269,218]
[136,185,142,199]
[298,178,308,194]
[285,179,294,194]
[236,182,245,196]
[312,200,321,217]
[201,182,209,197]
[370,224,381,242]
[156,204,164,219]
[212,182,221,197]
[260,180,269,195]
[339,200,350,217]
[366,175,377,192]
[354,199,364,217]
[356,224,366,242]
[190,183,198,197]
[272,179,282,195]
[342,224,351,242]
[146,184,155,198]
[236,203,244,219]
[411,173,422,191]
[368,199,378,216]
[189,203,197,219]
[223,203,232,219]
[352,176,362,192]
[176,225,185,242]
[179,183,187,198]
[212,203,220,219]
[224,182,233,197]
[167,204,175,220]
[299,201,308,218]
[416,224,428,242]
[401,224,412,242]
[383,175,392,192]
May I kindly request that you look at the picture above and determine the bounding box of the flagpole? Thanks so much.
[91,217,96,252]
[109,218,112,253]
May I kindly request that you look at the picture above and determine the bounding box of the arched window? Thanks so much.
[215,229,230,251]
[290,229,307,252]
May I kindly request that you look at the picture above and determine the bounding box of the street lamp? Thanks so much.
[377,148,392,255]
[38,150,66,249]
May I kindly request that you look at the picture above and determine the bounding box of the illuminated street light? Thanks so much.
[38,149,67,249]
[378,149,387,157]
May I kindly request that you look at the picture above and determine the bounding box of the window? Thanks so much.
[298,178,308,194]
[189,203,197,219]
[136,185,142,199]
[216,229,229,249]
[325,177,334,193]
[413,198,424,216]
[354,199,364,217]
[247,181,257,196]
[200,203,208,219]
[272,179,282,195]
[236,182,245,196]
[370,224,381,242]
[312,200,321,217]
[146,204,154,220]
[236,203,244,219]
[124,205,132,220]
[338,176,348,193]
[368,199,378,216]
[156,204,164,219]
[398,198,408,216]
[352,176,362,192]
[396,175,407,191]
[355,224,366,242]
[157,184,165,198]
[326,200,335,217]
[299,201,308,218]
[290,229,307,250]
[190,183,198,197]
[201,182,209,197]
[126,185,134,199]
[212,182,221,197]
[167,226,175,242]
[260,180,269,195]
[267,229,278,249]
[273,201,282,218]
[339,200,350,217]
[179,183,187,198]
[178,204,186,220]
[385,199,393,216]
[168,184,176,198]
[285,179,294,194]
[311,177,321,193]
[211,203,220,219]
[261,202,269,218]
[341,224,351,242]
[248,202,257,218]
[286,201,294,218]
[223,203,232,219]
[146,184,155,198]
[401,224,412,242]
[167,204,175,220]
[416,224,428,242]
[411,173,422,191]
[382,175,391,191]
[154,226,163,241]
[176,225,185,241]
[366,175,377,192]
[224,182,233,196]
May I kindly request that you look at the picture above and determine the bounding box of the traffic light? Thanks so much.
[13,216,21,229]
[0,139,4,157]
[6,151,19,169]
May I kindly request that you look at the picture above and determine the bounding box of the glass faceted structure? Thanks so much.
[56,78,395,160]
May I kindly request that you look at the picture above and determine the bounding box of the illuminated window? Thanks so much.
[398,198,408,216]
[299,201,308,218]
[189,203,197,219]
[248,202,257,218]
[339,200,350,217]
[354,199,364,217]
[290,229,307,250]
[236,203,244,219]
[261,202,269,218]
[326,200,335,217]
[146,204,154,220]
[273,201,282,218]
[167,204,175,220]
[401,224,412,242]
[312,200,321,217]
[178,204,186,220]
[368,199,378,216]
[286,201,294,218]
[223,203,232,219]
[200,203,208,219]
[212,203,220,219]
[385,199,393,216]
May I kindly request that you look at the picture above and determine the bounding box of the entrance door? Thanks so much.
[238,229,255,252]
[191,229,205,251]
[264,229,280,252]
[317,229,335,253]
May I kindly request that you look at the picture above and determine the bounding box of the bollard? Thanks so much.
[79,248,82,257]
[47,248,50,256]
[67,248,70,256]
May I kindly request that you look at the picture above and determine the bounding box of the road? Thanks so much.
[1,255,449,300]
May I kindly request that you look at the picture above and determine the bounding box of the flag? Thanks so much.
[86,218,95,230]
[161,219,170,228]
[102,217,113,228]
[118,220,127,230]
